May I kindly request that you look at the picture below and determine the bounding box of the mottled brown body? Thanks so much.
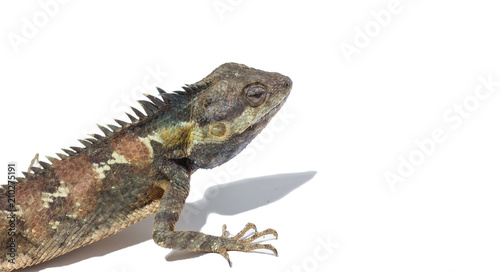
[0,63,292,270]
[0,129,164,270]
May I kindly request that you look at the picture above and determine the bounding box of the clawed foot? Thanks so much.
[217,223,278,266]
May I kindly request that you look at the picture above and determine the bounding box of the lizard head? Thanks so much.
[189,62,292,170]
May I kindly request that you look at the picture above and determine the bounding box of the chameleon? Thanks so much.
[0,62,292,271]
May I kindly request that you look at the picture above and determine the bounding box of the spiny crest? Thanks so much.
[157,81,209,103]
[17,82,210,182]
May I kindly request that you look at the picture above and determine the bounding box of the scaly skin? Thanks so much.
[0,63,292,270]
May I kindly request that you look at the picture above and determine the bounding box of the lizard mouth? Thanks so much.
[256,78,292,125]
[240,75,292,135]
[250,92,290,131]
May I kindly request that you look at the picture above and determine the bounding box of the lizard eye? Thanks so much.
[244,85,267,107]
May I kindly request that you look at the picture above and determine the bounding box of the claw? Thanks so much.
[239,228,278,244]
[232,223,257,240]
[222,224,228,238]
[218,249,232,267]
[220,222,278,261]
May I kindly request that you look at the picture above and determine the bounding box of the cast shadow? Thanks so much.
[166,171,316,261]
[22,171,315,271]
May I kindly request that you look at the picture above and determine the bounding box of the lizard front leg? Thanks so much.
[152,161,278,266]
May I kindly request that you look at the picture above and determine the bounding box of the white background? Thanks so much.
[1,1,500,271]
